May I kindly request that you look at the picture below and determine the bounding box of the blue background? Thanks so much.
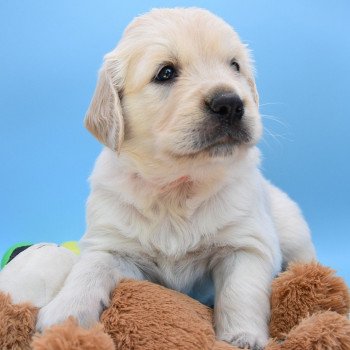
[1,1,349,284]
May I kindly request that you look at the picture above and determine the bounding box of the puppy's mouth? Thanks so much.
[189,122,252,157]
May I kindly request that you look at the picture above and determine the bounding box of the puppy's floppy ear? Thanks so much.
[248,76,259,107]
[84,64,124,153]
[244,46,259,107]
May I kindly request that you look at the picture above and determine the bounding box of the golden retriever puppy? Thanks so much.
[36,8,316,349]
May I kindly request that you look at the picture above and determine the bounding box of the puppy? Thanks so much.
[37,8,316,349]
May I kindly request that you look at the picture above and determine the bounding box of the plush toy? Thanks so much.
[0,242,79,308]
[0,245,349,350]
[1,242,33,269]
[1,241,80,269]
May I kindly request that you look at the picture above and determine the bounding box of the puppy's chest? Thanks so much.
[138,208,211,256]
[126,196,237,257]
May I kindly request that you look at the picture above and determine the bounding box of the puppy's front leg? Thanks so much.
[36,251,143,331]
[213,250,277,350]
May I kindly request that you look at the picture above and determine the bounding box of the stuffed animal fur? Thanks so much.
[0,261,349,350]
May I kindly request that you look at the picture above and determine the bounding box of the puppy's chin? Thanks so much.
[195,142,237,158]
[167,136,252,161]
[170,126,253,159]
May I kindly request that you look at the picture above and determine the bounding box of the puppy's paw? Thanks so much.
[36,294,102,332]
[219,331,267,350]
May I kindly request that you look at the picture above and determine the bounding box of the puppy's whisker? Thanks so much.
[260,135,272,149]
[259,102,284,107]
[261,112,293,146]
[263,128,282,147]
[261,114,288,127]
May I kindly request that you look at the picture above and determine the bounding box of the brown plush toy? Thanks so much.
[0,263,349,350]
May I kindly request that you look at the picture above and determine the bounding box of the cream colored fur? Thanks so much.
[35,8,316,349]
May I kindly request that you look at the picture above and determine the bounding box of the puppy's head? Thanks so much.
[85,8,261,160]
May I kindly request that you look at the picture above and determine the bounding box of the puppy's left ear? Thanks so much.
[248,75,259,107]
[84,64,124,153]
[244,46,259,107]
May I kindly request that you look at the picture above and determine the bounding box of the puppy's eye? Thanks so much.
[230,60,240,72]
[155,65,177,82]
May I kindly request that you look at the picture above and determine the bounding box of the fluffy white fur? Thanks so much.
[36,8,316,349]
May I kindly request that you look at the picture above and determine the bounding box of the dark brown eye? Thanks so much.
[155,65,177,82]
[231,60,240,72]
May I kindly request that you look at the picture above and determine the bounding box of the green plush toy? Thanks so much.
[1,242,33,269]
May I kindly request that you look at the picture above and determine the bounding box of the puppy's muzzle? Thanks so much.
[207,92,244,125]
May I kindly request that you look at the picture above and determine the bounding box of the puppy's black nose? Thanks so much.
[208,93,244,123]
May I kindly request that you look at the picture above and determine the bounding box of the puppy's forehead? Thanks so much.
[117,8,244,87]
